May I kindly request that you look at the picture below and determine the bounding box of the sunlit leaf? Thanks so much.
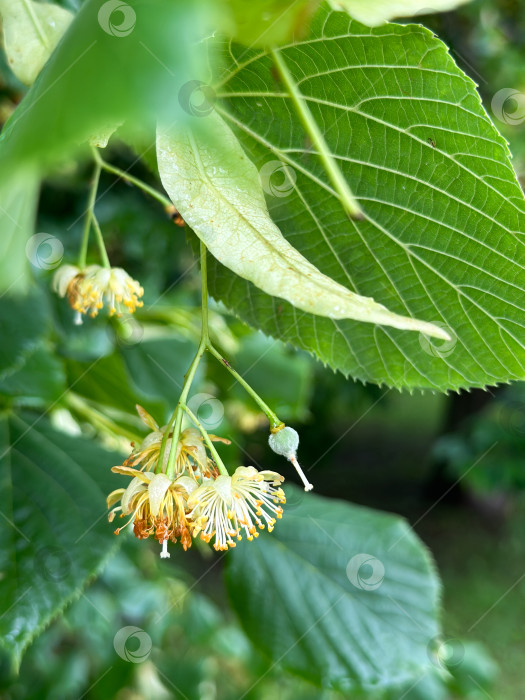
[0,0,73,85]
[329,0,472,26]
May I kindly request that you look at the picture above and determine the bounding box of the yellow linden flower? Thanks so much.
[52,263,143,320]
[188,467,286,551]
[107,468,197,557]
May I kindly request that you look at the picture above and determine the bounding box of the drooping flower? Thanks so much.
[188,467,286,551]
[107,468,197,556]
[52,263,143,320]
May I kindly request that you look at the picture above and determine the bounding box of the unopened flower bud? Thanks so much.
[268,426,299,458]
[269,427,313,492]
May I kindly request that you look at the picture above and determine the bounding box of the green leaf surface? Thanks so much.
[226,486,440,691]
[221,0,320,46]
[0,413,122,670]
[208,7,525,391]
[0,293,48,378]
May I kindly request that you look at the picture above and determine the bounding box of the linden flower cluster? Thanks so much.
[53,264,143,322]
[107,407,286,557]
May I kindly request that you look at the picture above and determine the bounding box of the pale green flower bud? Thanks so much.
[269,427,313,492]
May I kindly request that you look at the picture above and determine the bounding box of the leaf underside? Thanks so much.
[157,112,449,339]
[207,6,525,391]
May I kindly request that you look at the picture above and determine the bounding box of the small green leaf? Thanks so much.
[0,413,122,670]
[328,0,472,26]
[226,486,440,692]
[0,0,73,85]
[157,112,449,340]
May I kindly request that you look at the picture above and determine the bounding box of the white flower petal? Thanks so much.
[148,473,172,516]
[174,475,199,496]
[52,264,79,297]
[121,476,147,514]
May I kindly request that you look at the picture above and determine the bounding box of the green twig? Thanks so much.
[159,241,211,478]
[78,162,101,268]
[91,213,111,269]
[270,48,363,220]
[92,147,172,209]
[207,344,284,431]
[180,403,228,476]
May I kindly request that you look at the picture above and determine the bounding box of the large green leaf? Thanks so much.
[226,486,440,691]
[207,6,525,391]
[0,413,122,671]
